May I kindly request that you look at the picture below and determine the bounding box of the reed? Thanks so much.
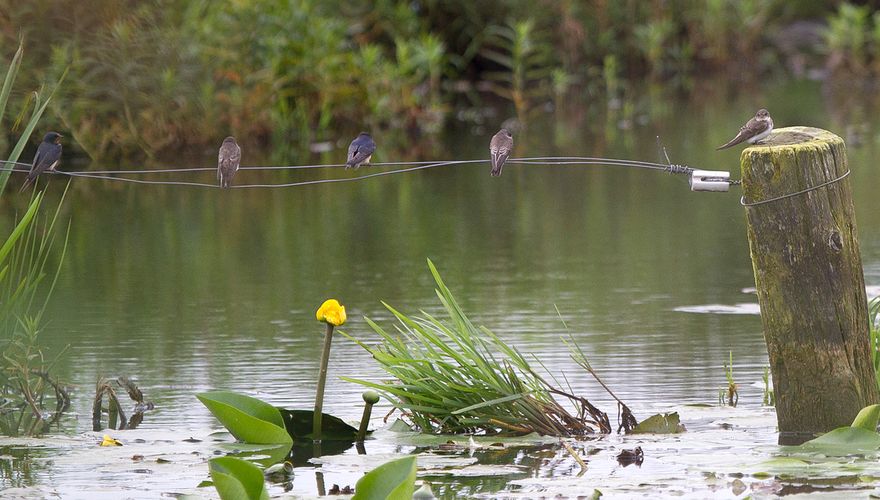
[343,260,617,436]
[868,296,880,392]
[0,44,71,435]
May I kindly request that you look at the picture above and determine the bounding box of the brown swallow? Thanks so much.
[489,128,513,177]
[716,109,774,150]
[217,136,241,189]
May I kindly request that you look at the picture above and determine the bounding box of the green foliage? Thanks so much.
[196,391,292,446]
[762,366,775,406]
[825,3,871,66]
[352,455,417,500]
[0,41,66,194]
[869,296,880,392]
[719,351,738,407]
[209,456,270,500]
[850,403,880,431]
[797,405,880,454]
[196,391,360,443]
[0,1,849,159]
[482,19,555,123]
[0,187,70,436]
[343,259,604,436]
[0,46,71,435]
[631,412,686,434]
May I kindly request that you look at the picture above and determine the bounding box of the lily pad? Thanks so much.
[800,427,880,454]
[278,408,361,441]
[798,404,880,454]
[196,391,292,447]
[209,456,270,500]
[352,455,417,500]
[630,412,686,434]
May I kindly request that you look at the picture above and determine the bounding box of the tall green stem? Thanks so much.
[313,322,334,440]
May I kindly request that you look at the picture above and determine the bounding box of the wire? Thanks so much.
[0,158,485,174]
[740,170,850,207]
[7,156,699,190]
[0,157,680,175]
[51,160,474,189]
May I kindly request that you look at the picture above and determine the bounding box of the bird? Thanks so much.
[716,109,774,150]
[346,132,376,169]
[20,131,63,192]
[489,128,513,176]
[217,136,241,189]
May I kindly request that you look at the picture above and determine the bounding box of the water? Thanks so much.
[5,77,880,497]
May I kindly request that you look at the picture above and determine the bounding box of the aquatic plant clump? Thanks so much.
[343,261,621,437]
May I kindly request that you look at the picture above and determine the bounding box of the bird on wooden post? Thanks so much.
[345,132,376,169]
[217,136,241,189]
[489,128,513,177]
[716,109,774,150]
[21,131,63,191]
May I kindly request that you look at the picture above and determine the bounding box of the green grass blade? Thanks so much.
[0,41,24,128]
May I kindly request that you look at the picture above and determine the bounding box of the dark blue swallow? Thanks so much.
[345,132,376,169]
[21,131,63,192]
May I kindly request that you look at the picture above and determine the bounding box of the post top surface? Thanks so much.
[744,126,842,150]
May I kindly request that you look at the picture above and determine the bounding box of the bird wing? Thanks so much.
[43,144,62,171]
[31,143,61,175]
[218,144,241,172]
[489,132,513,170]
[346,142,360,163]
[29,149,43,176]
[491,148,511,169]
[716,118,770,150]
[740,117,770,137]
[347,139,375,165]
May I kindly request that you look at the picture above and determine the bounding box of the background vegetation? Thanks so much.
[0,1,877,162]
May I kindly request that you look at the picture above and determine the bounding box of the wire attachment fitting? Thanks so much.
[689,170,731,192]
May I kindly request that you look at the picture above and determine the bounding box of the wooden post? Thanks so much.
[741,126,879,441]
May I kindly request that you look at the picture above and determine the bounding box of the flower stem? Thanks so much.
[313,322,334,440]
[357,402,373,442]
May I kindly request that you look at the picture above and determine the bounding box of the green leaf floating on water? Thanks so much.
[278,408,361,441]
[800,404,880,454]
[209,456,270,500]
[630,412,686,434]
[196,391,292,446]
[352,455,417,500]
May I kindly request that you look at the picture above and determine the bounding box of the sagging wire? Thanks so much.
[0,155,715,190]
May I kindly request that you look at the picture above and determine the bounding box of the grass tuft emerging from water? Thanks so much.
[342,260,621,437]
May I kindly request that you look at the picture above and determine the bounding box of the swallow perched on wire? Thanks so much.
[489,128,513,177]
[716,109,774,150]
[345,132,376,169]
[20,131,63,192]
[217,136,241,189]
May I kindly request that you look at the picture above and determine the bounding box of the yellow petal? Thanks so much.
[316,299,346,326]
[101,434,122,446]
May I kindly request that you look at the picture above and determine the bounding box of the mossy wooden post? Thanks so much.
[741,126,879,441]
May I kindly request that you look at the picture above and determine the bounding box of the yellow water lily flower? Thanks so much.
[316,299,346,326]
[101,434,122,446]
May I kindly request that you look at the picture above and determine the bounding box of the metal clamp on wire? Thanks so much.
[689,170,731,192]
